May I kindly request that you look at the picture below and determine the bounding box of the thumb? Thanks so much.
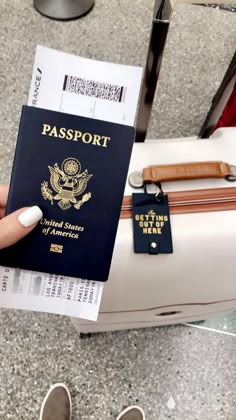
[0,206,43,250]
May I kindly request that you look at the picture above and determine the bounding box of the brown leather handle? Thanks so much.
[143,161,231,183]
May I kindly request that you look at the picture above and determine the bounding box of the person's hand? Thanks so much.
[0,185,42,250]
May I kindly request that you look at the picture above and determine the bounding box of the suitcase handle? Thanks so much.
[142,161,232,183]
[128,161,236,188]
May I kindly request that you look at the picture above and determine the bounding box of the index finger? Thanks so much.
[0,185,9,208]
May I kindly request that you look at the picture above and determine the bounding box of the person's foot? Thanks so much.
[116,405,145,420]
[39,383,72,420]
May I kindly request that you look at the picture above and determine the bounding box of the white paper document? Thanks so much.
[28,45,143,125]
[0,266,103,321]
[0,45,142,321]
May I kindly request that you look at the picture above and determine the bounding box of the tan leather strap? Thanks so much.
[142,161,231,183]
[121,187,236,218]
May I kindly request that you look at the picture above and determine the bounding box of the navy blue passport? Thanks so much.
[0,106,134,281]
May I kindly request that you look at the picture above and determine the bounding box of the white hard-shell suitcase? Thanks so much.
[72,0,236,333]
[72,128,236,333]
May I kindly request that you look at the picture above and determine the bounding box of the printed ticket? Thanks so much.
[28,45,143,126]
[0,266,103,321]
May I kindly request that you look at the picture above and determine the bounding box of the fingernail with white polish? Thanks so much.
[18,206,43,227]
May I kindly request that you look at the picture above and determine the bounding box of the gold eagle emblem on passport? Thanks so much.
[41,158,93,210]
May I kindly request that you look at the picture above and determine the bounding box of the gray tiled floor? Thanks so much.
[0,1,236,419]
[1,311,236,420]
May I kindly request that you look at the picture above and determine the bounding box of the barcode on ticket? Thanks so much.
[63,75,126,103]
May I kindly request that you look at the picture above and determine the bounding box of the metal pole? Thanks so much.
[135,0,236,142]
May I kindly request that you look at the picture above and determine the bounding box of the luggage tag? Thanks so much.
[132,182,173,255]
[130,157,236,255]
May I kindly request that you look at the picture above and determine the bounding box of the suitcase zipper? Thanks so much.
[121,187,236,218]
